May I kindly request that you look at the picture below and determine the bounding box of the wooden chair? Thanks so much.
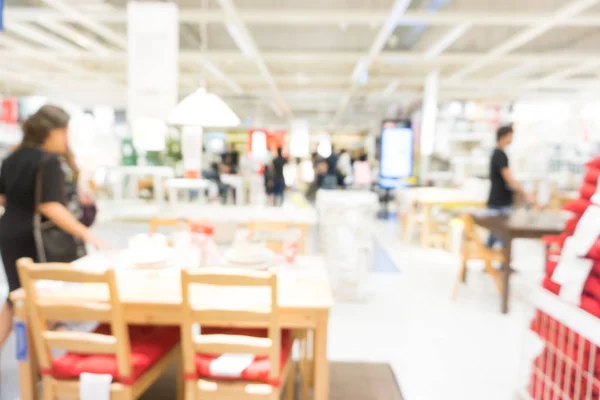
[248,221,306,254]
[17,258,181,400]
[150,217,190,234]
[180,267,297,400]
[451,215,505,300]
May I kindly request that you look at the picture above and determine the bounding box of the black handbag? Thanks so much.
[33,155,80,263]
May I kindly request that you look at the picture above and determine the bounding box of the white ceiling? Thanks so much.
[2,0,600,130]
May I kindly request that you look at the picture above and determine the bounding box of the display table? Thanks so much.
[109,166,175,203]
[166,178,217,204]
[11,254,333,400]
[97,201,319,252]
[472,210,565,313]
[399,187,486,247]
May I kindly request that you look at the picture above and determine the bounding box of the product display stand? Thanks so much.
[316,190,378,301]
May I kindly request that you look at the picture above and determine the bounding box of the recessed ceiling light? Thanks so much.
[387,35,400,48]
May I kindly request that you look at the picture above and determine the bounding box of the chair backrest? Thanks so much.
[180,267,281,381]
[17,258,132,378]
[150,217,190,234]
[248,220,304,254]
[461,214,487,251]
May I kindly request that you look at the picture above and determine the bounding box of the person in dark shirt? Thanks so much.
[272,147,287,206]
[486,125,534,247]
[0,105,107,353]
[326,146,339,176]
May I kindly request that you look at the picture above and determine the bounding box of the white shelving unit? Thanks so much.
[426,104,500,184]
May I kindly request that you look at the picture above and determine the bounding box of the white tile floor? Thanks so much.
[0,218,543,400]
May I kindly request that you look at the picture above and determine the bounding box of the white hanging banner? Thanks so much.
[127,2,179,122]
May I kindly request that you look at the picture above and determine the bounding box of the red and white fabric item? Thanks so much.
[185,328,293,387]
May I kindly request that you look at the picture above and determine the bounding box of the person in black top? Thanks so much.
[272,147,287,206]
[486,125,534,247]
[0,105,107,353]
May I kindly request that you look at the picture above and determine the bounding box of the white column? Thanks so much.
[128,2,179,122]
[420,70,439,184]
[289,120,310,158]
[182,126,203,178]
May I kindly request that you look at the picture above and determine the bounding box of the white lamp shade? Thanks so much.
[168,88,241,127]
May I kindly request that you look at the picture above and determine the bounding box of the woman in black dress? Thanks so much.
[0,105,106,353]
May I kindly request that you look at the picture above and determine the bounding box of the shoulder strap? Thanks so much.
[35,153,50,213]
[34,153,50,262]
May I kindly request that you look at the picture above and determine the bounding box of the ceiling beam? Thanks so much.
[0,33,114,81]
[333,0,412,123]
[4,21,83,53]
[524,60,600,89]
[37,20,111,54]
[449,0,600,81]
[424,23,470,59]
[39,0,127,49]
[8,7,600,28]
[215,0,291,117]
[491,60,541,81]
[1,49,600,66]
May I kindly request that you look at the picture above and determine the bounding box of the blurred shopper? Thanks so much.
[205,162,230,204]
[337,148,353,186]
[322,146,339,189]
[0,105,107,353]
[486,125,535,247]
[272,147,287,206]
[326,146,338,175]
[64,148,96,230]
[353,154,373,190]
[306,159,329,201]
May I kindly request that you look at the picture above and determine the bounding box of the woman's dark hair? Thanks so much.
[21,105,70,148]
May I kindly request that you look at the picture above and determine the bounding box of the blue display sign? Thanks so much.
[15,321,28,361]
[0,0,4,31]
[379,119,414,189]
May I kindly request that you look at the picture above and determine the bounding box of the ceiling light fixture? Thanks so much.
[168,88,241,127]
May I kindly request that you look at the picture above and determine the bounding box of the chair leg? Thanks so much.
[286,358,296,400]
[452,253,468,301]
[185,381,197,400]
[119,386,134,400]
[176,358,184,400]
[299,331,310,400]
[42,376,54,400]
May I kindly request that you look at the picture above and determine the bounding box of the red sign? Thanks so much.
[0,98,18,124]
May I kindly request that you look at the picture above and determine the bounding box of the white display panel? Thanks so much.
[127,2,179,121]
[380,126,414,179]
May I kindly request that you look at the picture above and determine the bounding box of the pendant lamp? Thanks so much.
[168,88,241,127]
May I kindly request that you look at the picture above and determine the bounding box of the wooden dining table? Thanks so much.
[10,255,334,400]
[401,187,486,247]
[471,210,566,314]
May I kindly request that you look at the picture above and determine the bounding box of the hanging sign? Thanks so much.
[127,2,179,121]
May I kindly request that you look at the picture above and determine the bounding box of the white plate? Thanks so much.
[223,248,275,269]
[120,247,175,269]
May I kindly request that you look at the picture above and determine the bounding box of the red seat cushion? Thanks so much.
[580,183,598,201]
[585,167,600,185]
[563,198,593,215]
[45,325,180,385]
[189,328,293,387]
